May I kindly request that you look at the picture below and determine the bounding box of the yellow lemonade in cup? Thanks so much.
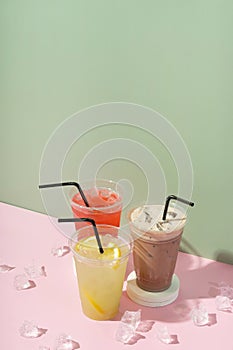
[69,224,132,320]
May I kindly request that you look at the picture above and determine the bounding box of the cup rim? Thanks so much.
[69,224,132,263]
[127,204,187,241]
[70,178,123,211]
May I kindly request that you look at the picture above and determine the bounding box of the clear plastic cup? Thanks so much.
[69,224,132,320]
[128,204,186,292]
[70,179,123,228]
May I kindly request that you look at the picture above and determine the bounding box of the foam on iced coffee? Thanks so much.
[130,205,186,235]
[128,204,187,292]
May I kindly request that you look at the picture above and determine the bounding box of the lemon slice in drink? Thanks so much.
[84,291,105,315]
[102,242,121,260]
[104,242,121,269]
[75,236,121,261]
[74,236,98,254]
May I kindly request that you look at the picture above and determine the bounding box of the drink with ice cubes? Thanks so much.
[128,204,186,292]
[70,179,123,228]
[69,225,132,320]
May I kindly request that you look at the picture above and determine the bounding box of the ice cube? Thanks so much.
[191,304,209,326]
[167,211,177,218]
[136,320,155,333]
[121,310,141,330]
[55,333,74,350]
[144,211,153,223]
[14,274,35,290]
[51,246,70,257]
[219,282,233,299]
[24,264,46,279]
[19,320,47,338]
[115,323,135,344]
[155,324,172,344]
[215,295,232,311]
[159,221,172,231]
[115,310,141,344]
[99,189,110,199]
[0,264,15,272]
[156,222,164,231]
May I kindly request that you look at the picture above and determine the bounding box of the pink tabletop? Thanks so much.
[0,202,233,349]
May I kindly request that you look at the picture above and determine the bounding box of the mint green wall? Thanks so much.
[1,1,233,263]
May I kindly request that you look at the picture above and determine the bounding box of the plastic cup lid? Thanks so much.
[126,272,180,307]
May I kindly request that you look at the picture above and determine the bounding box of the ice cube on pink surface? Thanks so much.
[115,310,141,343]
[191,304,209,326]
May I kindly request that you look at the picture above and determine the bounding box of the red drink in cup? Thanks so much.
[70,179,123,228]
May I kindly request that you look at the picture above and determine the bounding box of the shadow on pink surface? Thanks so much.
[136,320,155,332]
[169,334,179,344]
[116,249,233,324]
[126,333,146,345]
[70,340,80,349]
[208,313,217,326]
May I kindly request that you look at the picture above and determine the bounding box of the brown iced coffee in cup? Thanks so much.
[128,204,187,292]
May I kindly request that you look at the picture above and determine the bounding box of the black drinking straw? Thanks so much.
[58,217,104,254]
[162,195,194,221]
[38,181,90,207]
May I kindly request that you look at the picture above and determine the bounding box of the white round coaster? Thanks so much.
[126,271,180,307]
